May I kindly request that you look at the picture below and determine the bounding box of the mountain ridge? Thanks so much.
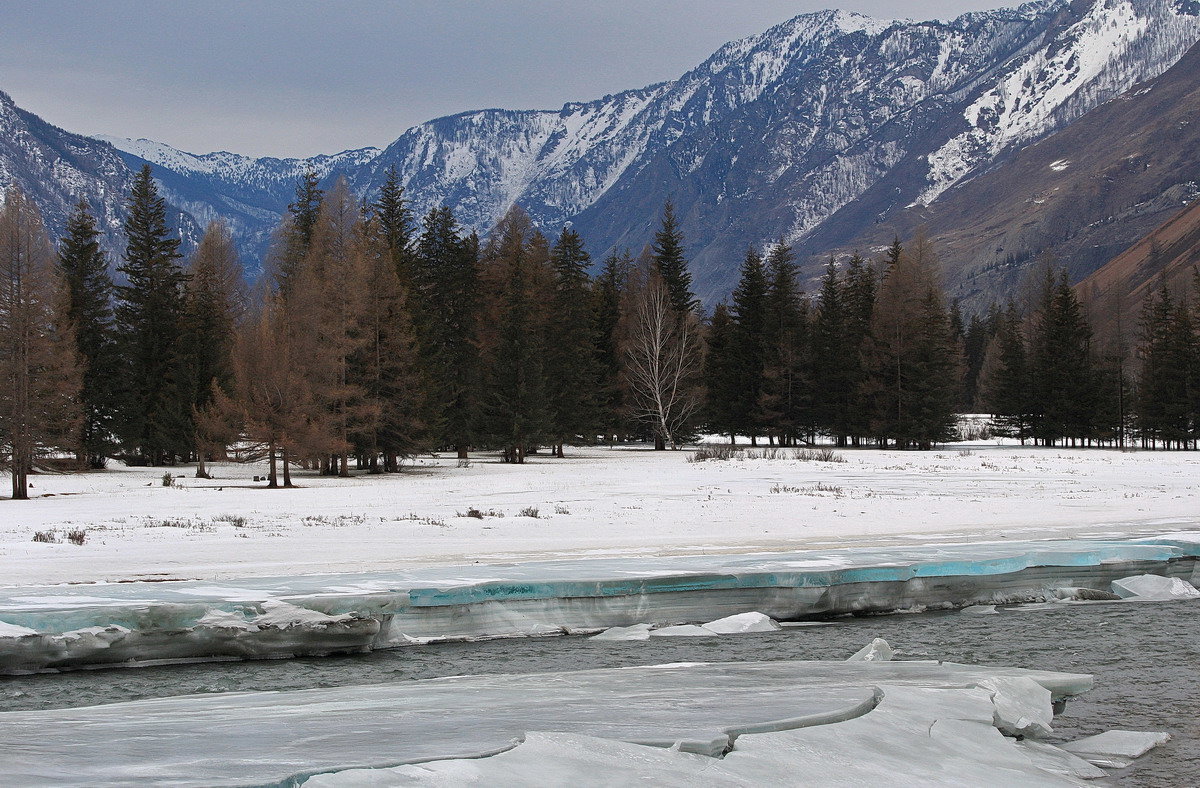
[5,0,1200,301]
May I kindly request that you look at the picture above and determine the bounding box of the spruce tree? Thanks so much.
[758,241,809,445]
[546,227,600,455]
[811,260,848,443]
[272,170,324,298]
[1028,269,1094,446]
[478,207,550,463]
[979,303,1032,443]
[729,247,768,443]
[115,165,190,465]
[57,199,119,468]
[414,206,480,458]
[842,253,877,445]
[1135,284,1195,448]
[374,165,415,287]
[651,201,696,314]
[703,302,741,442]
[353,212,428,471]
[593,250,632,443]
[0,187,83,498]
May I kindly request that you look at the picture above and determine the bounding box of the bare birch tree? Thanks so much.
[623,271,703,450]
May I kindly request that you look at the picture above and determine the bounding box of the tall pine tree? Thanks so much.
[546,227,600,456]
[414,206,480,458]
[115,165,190,465]
[651,201,696,314]
[729,247,768,443]
[57,199,119,468]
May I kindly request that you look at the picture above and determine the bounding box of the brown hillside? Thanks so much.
[1076,197,1200,337]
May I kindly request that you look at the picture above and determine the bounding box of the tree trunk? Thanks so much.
[267,440,279,488]
[282,444,293,488]
[654,434,666,451]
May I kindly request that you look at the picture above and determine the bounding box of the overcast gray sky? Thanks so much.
[2,1,1007,158]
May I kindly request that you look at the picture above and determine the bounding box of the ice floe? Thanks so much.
[0,658,1095,787]
[1062,729,1172,769]
[1111,574,1200,601]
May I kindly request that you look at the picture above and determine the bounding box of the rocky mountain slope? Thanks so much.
[825,30,1200,311]
[6,0,1200,299]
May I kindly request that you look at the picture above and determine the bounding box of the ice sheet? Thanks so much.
[0,659,1092,787]
[310,683,1096,787]
[1062,729,1172,768]
[2,535,1196,672]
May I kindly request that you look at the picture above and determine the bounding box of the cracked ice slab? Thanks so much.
[0,659,1092,788]
[0,535,1196,672]
[325,685,1102,787]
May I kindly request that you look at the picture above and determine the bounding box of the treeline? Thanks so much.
[708,238,1200,452]
[4,168,1199,499]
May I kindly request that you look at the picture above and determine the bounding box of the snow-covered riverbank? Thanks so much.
[3,443,1199,587]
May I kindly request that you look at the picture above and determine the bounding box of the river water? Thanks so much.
[3,600,1195,785]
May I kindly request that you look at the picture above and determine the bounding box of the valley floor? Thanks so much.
[3,441,1198,587]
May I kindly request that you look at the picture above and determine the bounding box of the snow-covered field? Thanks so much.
[3,443,1197,587]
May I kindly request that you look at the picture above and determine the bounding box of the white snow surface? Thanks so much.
[4,444,1200,588]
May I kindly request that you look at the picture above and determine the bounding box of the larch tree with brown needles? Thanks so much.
[0,186,82,499]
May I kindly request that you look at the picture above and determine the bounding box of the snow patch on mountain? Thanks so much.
[917,0,1200,205]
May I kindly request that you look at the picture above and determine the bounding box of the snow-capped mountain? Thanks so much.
[8,0,1200,298]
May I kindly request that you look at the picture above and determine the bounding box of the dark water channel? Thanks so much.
[3,600,1196,785]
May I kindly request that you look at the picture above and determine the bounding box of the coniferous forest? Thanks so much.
[4,166,1200,494]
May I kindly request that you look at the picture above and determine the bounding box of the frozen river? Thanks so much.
[4,599,1195,786]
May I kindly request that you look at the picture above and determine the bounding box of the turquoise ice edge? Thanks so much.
[404,540,1198,606]
[0,534,1197,672]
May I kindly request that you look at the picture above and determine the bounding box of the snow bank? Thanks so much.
[2,535,1196,673]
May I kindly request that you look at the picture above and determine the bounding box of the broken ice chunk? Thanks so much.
[0,621,38,638]
[1015,740,1108,779]
[978,676,1053,738]
[648,625,717,637]
[589,623,653,641]
[960,604,999,614]
[1110,575,1200,600]
[846,638,892,661]
[1062,730,1171,769]
[701,612,780,634]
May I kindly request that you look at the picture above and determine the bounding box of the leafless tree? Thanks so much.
[623,271,703,450]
